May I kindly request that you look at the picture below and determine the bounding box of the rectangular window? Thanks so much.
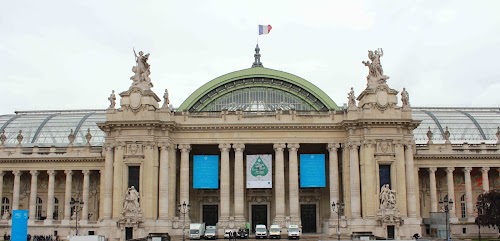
[379,165,391,190]
[128,166,140,192]
[462,228,466,234]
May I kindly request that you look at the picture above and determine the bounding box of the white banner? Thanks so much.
[246,154,272,188]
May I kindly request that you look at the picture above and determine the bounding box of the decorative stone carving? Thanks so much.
[401,88,410,107]
[130,49,153,91]
[0,130,6,146]
[108,90,116,109]
[125,142,144,157]
[68,129,75,145]
[379,184,396,210]
[348,87,356,107]
[123,186,141,214]
[16,130,23,145]
[362,48,389,88]
[249,196,271,203]
[2,210,10,220]
[377,184,401,226]
[85,128,92,145]
[426,127,433,142]
[299,196,320,203]
[444,126,450,142]
[376,140,394,155]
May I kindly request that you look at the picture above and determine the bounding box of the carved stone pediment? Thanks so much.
[376,209,402,225]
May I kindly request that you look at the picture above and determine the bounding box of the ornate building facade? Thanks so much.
[0,47,498,240]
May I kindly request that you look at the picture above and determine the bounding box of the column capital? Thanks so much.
[232,143,245,152]
[115,141,126,149]
[428,167,437,173]
[463,167,473,173]
[405,141,414,149]
[446,167,455,173]
[287,143,300,151]
[82,170,91,175]
[178,144,191,152]
[158,142,170,150]
[393,139,404,147]
[362,139,376,148]
[327,143,340,151]
[64,170,73,176]
[218,143,231,152]
[47,170,56,176]
[273,143,286,151]
[348,141,360,149]
[29,170,39,176]
[12,170,22,176]
[145,141,156,149]
[105,144,114,151]
[481,167,490,173]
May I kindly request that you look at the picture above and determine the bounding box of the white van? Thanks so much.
[287,225,300,240]
[269,224,281,239]
[255,224,268,239]
[190,223,206,239]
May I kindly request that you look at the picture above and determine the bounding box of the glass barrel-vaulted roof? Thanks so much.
[0,110,106,147]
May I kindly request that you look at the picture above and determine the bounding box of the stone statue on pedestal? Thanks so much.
[362,48,389,88]
[108,90,116,109]
[348,87,356,106]
[162,89,170,109]
[380,184,397,209]
[122,186,141,213]
[130,49,153,90]
[401,88,410,107]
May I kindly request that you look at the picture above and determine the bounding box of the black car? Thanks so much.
[237,229,249,239]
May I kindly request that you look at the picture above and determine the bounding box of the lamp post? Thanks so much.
[178,201,191,241]
[476,195,485,241]
[70,199,84,236]
[439,197,453,241]
[331,201,344,241]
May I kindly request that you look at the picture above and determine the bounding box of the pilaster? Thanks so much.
[287,143,300,224]
[428,167,438,213]
[273,143,286,223]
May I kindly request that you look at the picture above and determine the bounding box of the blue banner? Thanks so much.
[300,154,326,188]
[193,155,219,189]
[11,210,28,241]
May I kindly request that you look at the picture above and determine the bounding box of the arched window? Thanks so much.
[1,197,10,215]
[460,194,466,218]
[54,198,59,220]
[35,197,43,219]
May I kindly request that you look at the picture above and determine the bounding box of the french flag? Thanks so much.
[259,25,272,35]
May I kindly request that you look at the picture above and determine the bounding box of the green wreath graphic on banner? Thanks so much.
[251,156,269,177]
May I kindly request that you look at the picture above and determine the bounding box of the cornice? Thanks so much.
[0,157,104,163]
[175,123,344,131]
[414,154,500,159]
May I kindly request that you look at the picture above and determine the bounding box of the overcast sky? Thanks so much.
[1,0,500,114]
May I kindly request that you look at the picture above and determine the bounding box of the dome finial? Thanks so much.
[252,44,263,68]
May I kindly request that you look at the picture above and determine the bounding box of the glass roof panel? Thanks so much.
[467,110,500,140]
[412,111,441,142]
[2,115,48,145]
[34,114,86,144]
[431,110,481,141]
[74,114,106,145]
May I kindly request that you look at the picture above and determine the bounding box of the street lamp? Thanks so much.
[476,195,485,241]
[331,201,344,241]
[439,197,453,241]
[178,201,191,241]
[70,199,84,236]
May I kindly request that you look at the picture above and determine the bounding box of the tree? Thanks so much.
[476,190,500,232]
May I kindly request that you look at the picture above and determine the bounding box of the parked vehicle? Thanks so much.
[269,224,281,239]
[205,226,217,240]
[287,225,300,240]
[190,223,206,240]
[255,224,268,239]
[237,228,249,239]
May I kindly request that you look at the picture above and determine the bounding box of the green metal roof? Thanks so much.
[177,67,340,111]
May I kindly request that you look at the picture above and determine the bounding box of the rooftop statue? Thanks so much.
[348,87,356,107]
[401,88,410,107]
[362,48,389,88]
[130,49,153,90]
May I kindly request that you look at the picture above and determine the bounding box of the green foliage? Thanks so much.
[475,190,500,229]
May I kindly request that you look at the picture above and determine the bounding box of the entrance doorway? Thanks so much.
[251,205,268,233]
[125,227,133,240]
[387,225,395,240]
[300,204,317,233]
[203,205,219,226]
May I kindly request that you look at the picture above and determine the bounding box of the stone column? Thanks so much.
[179,144,191,217]
[404,142,417,218]
[288,143,300,224]
[273,143,286,223]
[29,170,39,220]
[428,167,438,213]
[168,145,178,219]
[464,167,474,219]
[394,141,407,216]
[45,170,56,223]
[158,143,170,220]
[481,167,490,193]
[362,140,376,218]
[82,170,90,221]
[64,170,73,221]
[233,143,245,225]
[445,167,457,218]
[0,172,3,215]
[327,143,340,220]
[112,142,124,218]
[219,143,231,222]
[12,170,21,210]
[103,145,114,220]
[349,141,361,218]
